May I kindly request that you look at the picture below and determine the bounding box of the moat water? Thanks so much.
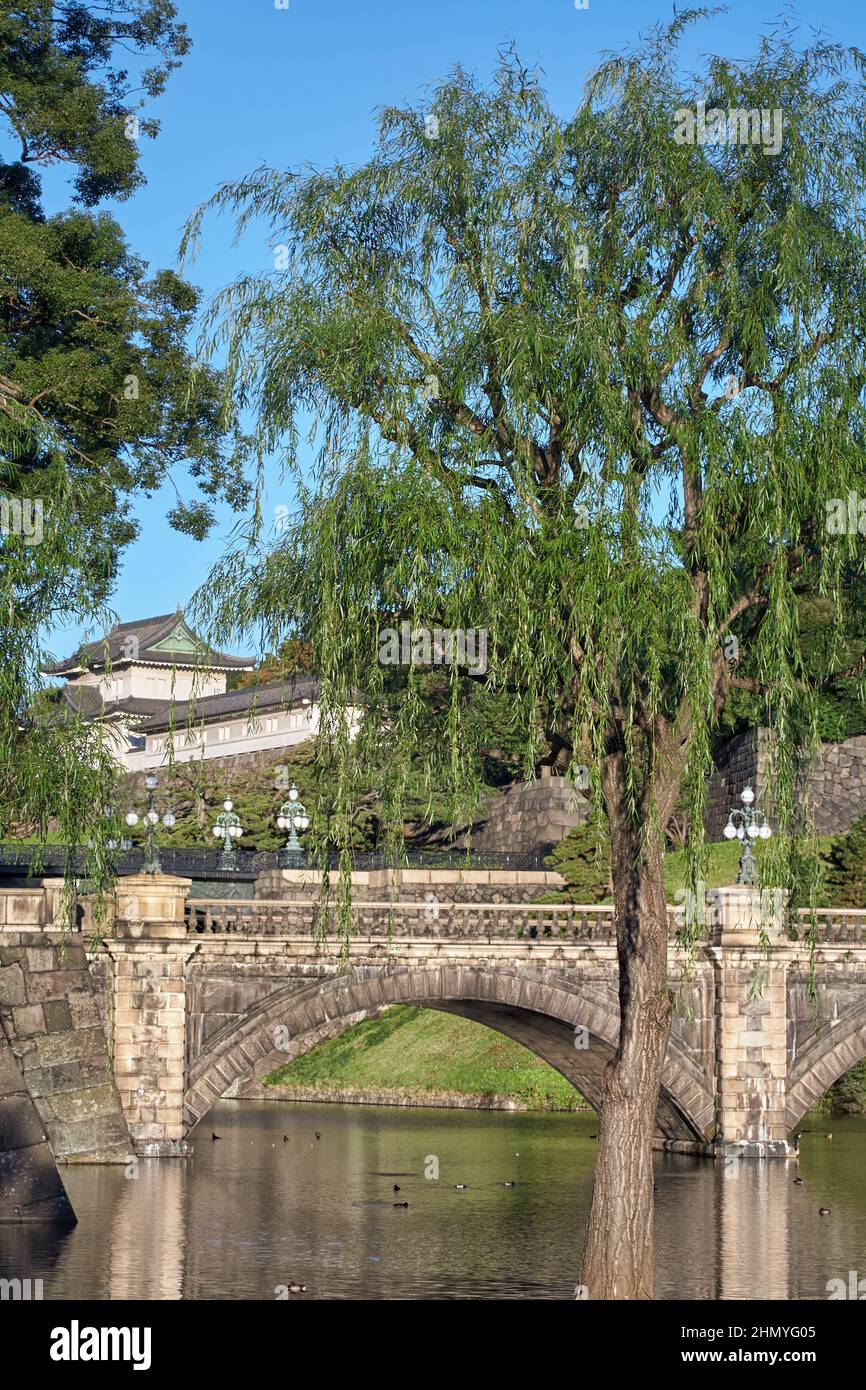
[2,1102,866,1300]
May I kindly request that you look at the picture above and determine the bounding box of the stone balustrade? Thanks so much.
[184,896,866,944]
[185,897,620,941]
[794,907,866,944]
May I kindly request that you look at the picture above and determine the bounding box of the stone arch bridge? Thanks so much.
[94,873,866,1160]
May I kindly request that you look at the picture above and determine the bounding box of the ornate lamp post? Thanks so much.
[125,773,176,875]
[276,784,309,860]
[723,785,772,885]
[212,798,243,870]
[86,805,132,854]
[106,832,133,852]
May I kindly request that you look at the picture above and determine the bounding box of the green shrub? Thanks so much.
[544,820,612,903]
[823,815,866,908]
[816,1059,866,1115]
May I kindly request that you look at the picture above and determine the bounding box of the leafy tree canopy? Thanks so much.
[0,1,249,859]
[135,668,525,855]
[186,16,866,884]
[184,12,866,1296]
[0,0,189,204]
[823,813,866,908]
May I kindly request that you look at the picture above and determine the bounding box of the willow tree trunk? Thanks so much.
[579,811,673,1300]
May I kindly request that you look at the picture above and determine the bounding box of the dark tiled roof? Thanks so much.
[59,685,101,718]
[60,687,170,721]
[105,697,172,718]
[140,678,323,733]
[42,612,254,675]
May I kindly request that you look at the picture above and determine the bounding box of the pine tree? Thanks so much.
[0,3,251,855]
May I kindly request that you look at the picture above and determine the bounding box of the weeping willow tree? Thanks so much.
[183,13,866,1298]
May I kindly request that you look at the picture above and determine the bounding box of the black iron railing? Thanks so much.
[0,842,554,881]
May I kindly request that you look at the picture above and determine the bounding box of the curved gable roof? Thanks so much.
[42,611,254,676]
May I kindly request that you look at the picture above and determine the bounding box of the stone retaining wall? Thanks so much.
[806,736,866,835]
[467,775,590,853]
[124,745,286,794]
[705,730,763,841]
[0,892,131,1164]
[705,730,866,839]
[0,1029,76,1222]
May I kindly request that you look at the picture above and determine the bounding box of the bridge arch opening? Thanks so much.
[787,998,866,1131]
[184,966,713,1144]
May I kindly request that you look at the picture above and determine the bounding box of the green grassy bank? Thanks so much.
[263,1000,864,1115]
[263,1005,588,1110]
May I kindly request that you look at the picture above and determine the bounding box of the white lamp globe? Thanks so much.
[125,812,138,827]
[212,825,222,838]
[289,785,299,801]
[146,809,159,825]
[234,827,242,838]
[277,816,286,830]
[760,823,772,839]
[736,826,745,839]
[723,823,736,840]
[741,786,755,805]
[163,812,176,828]
[224,799,233,812]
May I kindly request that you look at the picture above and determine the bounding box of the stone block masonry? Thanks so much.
[105,876,194,1155]
[467,776,590,854]
[705,730,763,841]
[708,886,795,1156]
[705,729,866,839]
[423,773,590,856]
[418,732,866,852]
[0,1028,76,1221]
[806,735,866,834]
[0,887,131,1164]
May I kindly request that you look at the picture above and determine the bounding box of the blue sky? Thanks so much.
[34,0,866,664]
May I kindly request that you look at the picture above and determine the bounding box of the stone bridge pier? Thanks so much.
[97,873,866,1161]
